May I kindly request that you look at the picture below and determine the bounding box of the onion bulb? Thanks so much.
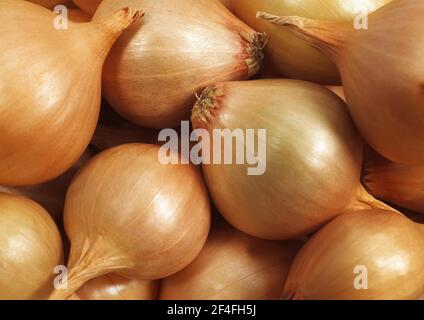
[232,0,391,84]
[363,149,424,215]
[160,220,301,300]
[93,0,266,129]
[258,0,424,164]
[191,79,396,240]
[77,274,159,300]
[0,192,63,300]
[283,209,424,300]
[50,144,210,299]
[72,0,101,14]
[0,1,142,186]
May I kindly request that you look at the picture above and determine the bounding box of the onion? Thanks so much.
[0,1,142,186]
[191,79,396,240]
[0,192,63,300]
[77,274,159,300]
[363,148,424,215]
[160,220,301,300]
[72,0,101,14]
[258,0,424,164]
[283,209,424,300]
[28,0,75,10]
[93,0,266,129]
[232,0,391,84]
[50,144,210,299]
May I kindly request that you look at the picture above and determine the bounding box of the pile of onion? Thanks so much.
[231,0,391,83]
[0,1,142,186]
[283,209,424,300]
[160,219,301,300]
[192,79,395,240]
[50,144,210,299]
[258,0,424,165]
[93,0,266,128]
[0,193,63,300]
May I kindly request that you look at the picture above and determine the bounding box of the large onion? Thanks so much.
[258,0,424,164]
[160,220,301,300]
[283,209,424,300]
[77,274,159,300]
[232,0,391,83]
[191,79,395,240]
[0,193,63,300]
[93,0,266,129]
[0,1,142,186]
[50,144,210,299]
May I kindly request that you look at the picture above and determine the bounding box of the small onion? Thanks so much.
[191,79,396,240]
[160,220,301,300]
[283,209,424,300]
[258,0,424,164]
[0,193,63,300]
[93,0,266,129]
[50,144,210,299]
[77,274,159,300]
[232,0,391,83]
[0,1,142,186]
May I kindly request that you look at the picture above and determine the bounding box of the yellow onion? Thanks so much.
[258,0,424,164]
[283,209,424,300]
[0,193,63,300]
[72,0,101,14]
[77,274,159,300]
[191,79,396,240]
[232,0,391,84]
[50,144,211,299]
[28,0,75,10]
[0,1,142,186]
[93,0,266,129]
[363,149,424,215]
[160,220,301,300]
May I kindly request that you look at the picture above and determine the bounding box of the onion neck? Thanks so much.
[347,184,400,214]
[49,238,132,300]
[191,86,224,129]
[89,7,144,59]
[256,12,348,59]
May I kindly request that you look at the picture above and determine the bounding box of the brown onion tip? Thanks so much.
[244,32,267,78]
[191,86,224,127]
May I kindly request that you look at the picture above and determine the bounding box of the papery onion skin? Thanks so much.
[231,0,391,84]
[72,0,101,14]
[0,192,63,300]
[93,0,265,129]
[258,0,424,165]
[51,144,210,299]
[363,149,424,215]
[77,274,159,300]
[283,209,424,300]
[160,220,301,300]
[0,1,142,186]
[191,79,393,240]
